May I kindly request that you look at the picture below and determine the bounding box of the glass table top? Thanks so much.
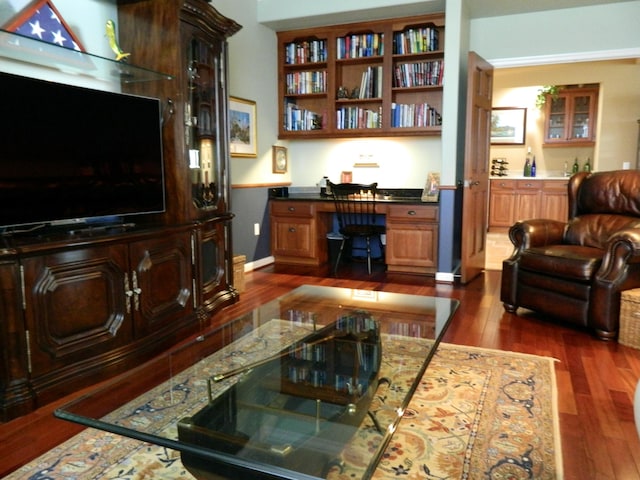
[56,285,459,480]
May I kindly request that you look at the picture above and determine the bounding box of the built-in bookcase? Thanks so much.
[277,13,445,139]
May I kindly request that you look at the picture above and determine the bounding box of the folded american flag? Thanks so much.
[4,0,85,51]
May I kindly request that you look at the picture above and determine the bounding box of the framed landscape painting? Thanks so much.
[229,97,257,157]
[490,107,526,145]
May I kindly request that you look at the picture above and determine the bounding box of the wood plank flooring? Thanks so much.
[1,264,640,479]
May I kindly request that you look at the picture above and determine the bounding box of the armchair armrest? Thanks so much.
[508,219,566,252]
[598,227,640,281]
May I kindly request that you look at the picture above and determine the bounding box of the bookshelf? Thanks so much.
[277,14,445,139]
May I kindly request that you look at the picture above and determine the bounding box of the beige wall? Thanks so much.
[491,59,640,175]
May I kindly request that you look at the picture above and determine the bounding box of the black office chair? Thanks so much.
[329,182,386,276]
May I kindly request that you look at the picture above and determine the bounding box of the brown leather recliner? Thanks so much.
[501,170,640,340]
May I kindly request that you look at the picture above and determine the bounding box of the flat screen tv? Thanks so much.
[0,71,165,233]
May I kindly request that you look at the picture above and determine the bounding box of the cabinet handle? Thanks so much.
[288,206,295,212]
[288,227,296,232]
[124,273,133,314]
[132,271,142,312]
[407,210,417,216]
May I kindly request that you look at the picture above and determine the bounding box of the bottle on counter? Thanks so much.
[583,158,591,172]
[531,155,537,177]
[523,147,532,177]
[564,160,569,177]
[572,158,580,174]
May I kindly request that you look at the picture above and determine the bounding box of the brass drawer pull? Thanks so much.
[288,206,295,212]
[288,227,296,232]
[408,210,417,215]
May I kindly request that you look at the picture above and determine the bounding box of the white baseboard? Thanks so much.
[244,256,274,272]
[435,272,455,283]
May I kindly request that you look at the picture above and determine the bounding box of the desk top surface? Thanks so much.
[56,285,458,480]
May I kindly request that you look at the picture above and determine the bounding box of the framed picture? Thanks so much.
[490,107,527,145]
[272,146,288,174]
[421,171,440,202]
[229,96,257,157]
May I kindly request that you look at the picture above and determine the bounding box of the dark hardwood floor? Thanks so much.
[1,263,640,478]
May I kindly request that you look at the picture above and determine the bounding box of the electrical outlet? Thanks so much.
[254,223,260,236]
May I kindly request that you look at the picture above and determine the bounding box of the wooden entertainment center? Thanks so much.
[0,0,241,421]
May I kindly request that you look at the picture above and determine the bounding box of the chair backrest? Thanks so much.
[328,182,378,232]
[570,170,640,218]
[565,170,640,248]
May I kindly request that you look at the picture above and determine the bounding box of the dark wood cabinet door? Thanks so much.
[129,232,194,338]
[22,244,131,379]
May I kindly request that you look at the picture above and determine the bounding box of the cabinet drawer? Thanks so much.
[387,205,438,222]
[490,179,517,190]
[271,201,313,217]
[515,179,541,191]
[542,180,569,191]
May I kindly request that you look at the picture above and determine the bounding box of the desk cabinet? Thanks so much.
[385,205,439,274]
[488,179,569,231]
[270,202,331,266]
[269,200,438,274]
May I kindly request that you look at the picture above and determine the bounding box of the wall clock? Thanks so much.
[272,145,288,174]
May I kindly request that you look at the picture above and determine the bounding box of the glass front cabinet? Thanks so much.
[544,86,598,146]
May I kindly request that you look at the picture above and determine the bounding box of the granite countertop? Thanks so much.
[271,187,432,203]
[490,175,571,180]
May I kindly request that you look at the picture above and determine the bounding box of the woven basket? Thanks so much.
[619,288,640,348]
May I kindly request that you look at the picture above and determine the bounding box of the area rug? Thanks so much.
[5,336,561,480]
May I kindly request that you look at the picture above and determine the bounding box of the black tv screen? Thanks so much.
[0,71,165,231]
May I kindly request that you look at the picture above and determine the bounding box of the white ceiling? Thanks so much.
[466,0,636,18]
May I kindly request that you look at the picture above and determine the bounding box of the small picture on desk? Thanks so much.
[422,172,440,202]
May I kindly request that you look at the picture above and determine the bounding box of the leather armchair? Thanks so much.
[501,170,640,340]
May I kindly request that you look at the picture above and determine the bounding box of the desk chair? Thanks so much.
[329,182,386,276]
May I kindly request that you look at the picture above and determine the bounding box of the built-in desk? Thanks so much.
[270,193,439,275]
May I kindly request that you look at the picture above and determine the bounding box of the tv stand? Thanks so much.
[68,222,136,236]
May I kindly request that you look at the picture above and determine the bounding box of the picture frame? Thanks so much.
[421,171,440,202]
[272,146,288,174]
[490,107,527,145]
[229,96,257,157]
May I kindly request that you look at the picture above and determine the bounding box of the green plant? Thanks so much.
[535,85,560,109]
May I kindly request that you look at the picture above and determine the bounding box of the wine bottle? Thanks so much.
[531,155,537,177]
[583,158,591,172]
[572,158,579,174]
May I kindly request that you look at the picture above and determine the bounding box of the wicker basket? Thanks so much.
[233,255,246,293]
[619,288,640,348]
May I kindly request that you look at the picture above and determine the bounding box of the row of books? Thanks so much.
[283,102,441,131]
[284,39,327,64]
[336,106,382,130]
[336,32,384,59]
[391,102,442,128]
[283,102,324,131]
[285,70,327,95]
[392,26,440,54]
[357,65,383,99]
[393,59,443,88]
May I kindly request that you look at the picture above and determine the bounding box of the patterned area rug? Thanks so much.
[6,341,561,480]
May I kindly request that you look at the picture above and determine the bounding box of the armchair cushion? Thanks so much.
[519,245,603,282]
[564,214,640,248]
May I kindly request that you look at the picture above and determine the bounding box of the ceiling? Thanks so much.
[465,0,636,18]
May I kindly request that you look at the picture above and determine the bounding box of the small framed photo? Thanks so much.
[421,171,440,202]
[272,146,288,174]
[229,96,257,157]
[490,107,527,145]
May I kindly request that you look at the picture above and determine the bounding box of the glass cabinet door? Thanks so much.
[546,96,566,141]
[186,34,223,210]
[570,94,592,141]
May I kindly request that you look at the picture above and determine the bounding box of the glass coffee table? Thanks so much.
[56,285,458,480]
